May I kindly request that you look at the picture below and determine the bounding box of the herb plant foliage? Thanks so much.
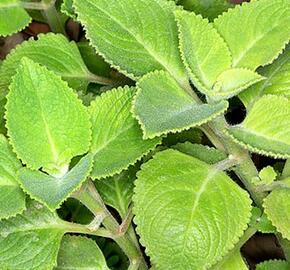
[0,0,290,269]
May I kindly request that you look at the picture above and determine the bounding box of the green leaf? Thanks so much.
[239,46,290,107]
[256,260,290,270]
[0,33,93,101]
[264,188,290,240]
[89,86,160,179]
[0,135,25,220]
[0,0,31,37]
[0,200,68,270]
[175,10,231,94]
[18,153,93,211]
[132,71,228,139]
[133,149,252,269]
[212,68,265,99]
[163,128,202,147]
[214,0,290,70]
[60,0,76,19]
[227,95,290,159]
[171,142,227,164]
[5,58,91,174]
[211,251,248,270]
[258,166,277,185]
[73,0,187,84]
[56,235,109,270]
[95,167,136,218]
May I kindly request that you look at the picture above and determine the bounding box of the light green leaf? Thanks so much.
[56,235,109,270]
[212,68,265,99]
[61,0,76,19]
[227,95,290,159]
[0,33,93,100]
[18,153,93,211]
[89,86,160,179]
[132,71,228,139]
[171,142,227,164]
[256,260,290,270]
[73,0,187,84]
[211,251,248,270]
[175,10,231,94]
[133,149,252,270]
[258,166,277,185]
[0,200,68,270]
[0,135,25,220]
[6,58,91,174]
[214,0,290,70]
[0,0,31,37]
[239,46,290,107]
[95,167,136,218]
[264,188,290,240]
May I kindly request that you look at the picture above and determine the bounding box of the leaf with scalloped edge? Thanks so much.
[227,95,290,159]
[73,0,187,84]
[256,260,290,270]
[5,58,91,175]
[0,135,25,220]
[89,86,160,179]
[132,71,228,139]
[0,33,93,101]
[0,0,31,37]
[133,149,252,270]
[175,10,231,94]
[214,0,290,70]
[171,142,227,164]
[0,200,70,270]
[264,188,290,240]
[211,251,248,270]
[56,235,109,270]
[18,153,93,211]
[61,0,76,19]
[239,45,290,107]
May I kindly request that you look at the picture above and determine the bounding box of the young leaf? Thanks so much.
[18,153,93,211]
[61,0,76,19]
[239,46,290,107]
[258,166,277,186]
[133,149,252,270]
[0,135,25,220]
[0,0,31,37]
[227,95,290,159]
[89,86,160,179]
[5,58,91,174]
[212,251,248,270]
[264,188,290,240]
[175,10,232,94]
[73,0,187,84]
[171,142,227,164]
[256,260,290,270]
[0,33,93,99]
[95,167,136,218]
[56,235,109,270]
[132,71,228,139]
[214,0,290,70]
[0,200,67,270]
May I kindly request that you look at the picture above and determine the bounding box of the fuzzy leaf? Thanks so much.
[73,0,187,84]
[214,0,290,70]
[264,188,290,240]
[0,135,25,220]
[0,0,31,37]
[256,260,290,270]
[0,200,68,270]
[239,46,290,107]
[0,33,92,100]
[212,251,248,270]
[175,10,231,93]
[227,95,290,159]
[171,142,227,164]
[258,166,277,186]
[95,167,136,218]
[132,71,228,139]
[61,0,76,19]
[133,149,252,269]
[56,235,109,270]
[18,153,93,211]
[6,58,91,174]
[212,68,265,99]
[89,87,160,179]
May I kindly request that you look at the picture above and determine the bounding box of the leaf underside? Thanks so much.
[133,149,252,270]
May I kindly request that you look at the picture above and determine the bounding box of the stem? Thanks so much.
[73,181,148,270]
[88,73,116,86]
